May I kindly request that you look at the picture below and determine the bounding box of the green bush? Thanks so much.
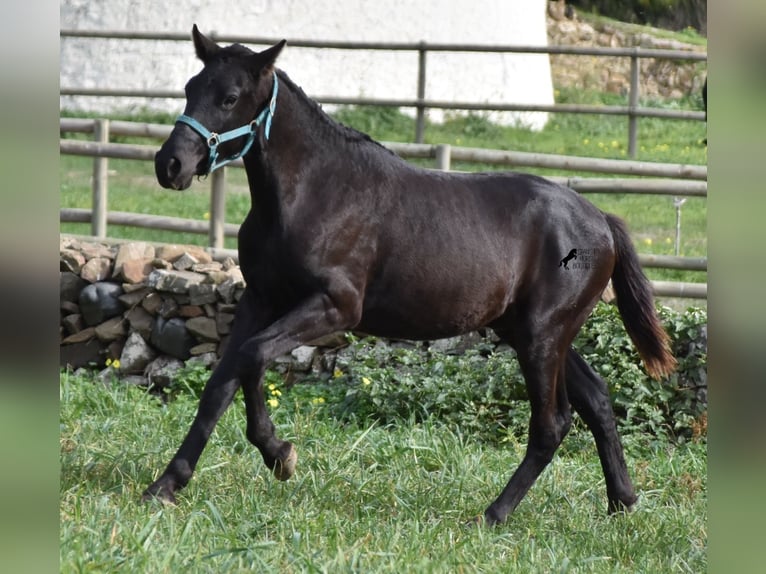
[288,303,706,443]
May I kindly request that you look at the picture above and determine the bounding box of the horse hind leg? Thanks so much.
[565,348,637,512]
[482,333,573,525]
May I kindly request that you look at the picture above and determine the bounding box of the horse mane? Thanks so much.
[275,69,397,156]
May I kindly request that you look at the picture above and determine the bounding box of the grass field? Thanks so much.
[60,86,707,288]
[60,369,706,573]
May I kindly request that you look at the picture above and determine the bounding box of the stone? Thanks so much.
[190,342,218,355]
[95,316,127,342]
[191,261,223,273]
[80,257,113,283]
[60,249,86,273]
[216,312,235,335]
[155,244,213,264]
[144,356,185,388]
[158,297,180,319]
[125,306,154,339]
[113,242,155,281]
[141,292,163,315]
[173,252,199,270]
[118,287,150,308]
[147,269,207,294]
[61,314,84,336]
[80,242,115,260]
[60,338,103,369]
[290,345,317,371]
[78,282,124,326]
[120,258,154,284]
[61,326,96,344]
[60,300,80,315]
[186,316,219,342]
[189,283,218,305]
[60,272,87,303]
[151,316,194,360]
[187,352,217,368]
[179,305,204,318]
[119,332,157,374]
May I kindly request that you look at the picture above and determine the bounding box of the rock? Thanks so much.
[155,244,213,264]
[125,306,154,340]
[61,314,84,336]
[151,316,194,360]
[189,283,218,305]
[158,297,180,319]
[80,242,115,260]
[95,316,127,342]
[216,312,235,335]
[78,282,124,326]
[190,342,218,355]
[191,261,223,273]
[178,305,205,318]
[113,242,155,281]
[187,352,217,368]
[60,249,86,273]
[80,257,113,283]
[141,292,163,315]
[144,356,185,388]
[60,272,87,303]
[186,316,219,342]
[119,332,157,374]
[118,287,149,307]
[147,269,207,294]
[120,258,154,284]
[61,326,96,344]
[60,338,103,369]
[173,252,199,270]
[291,345,317,371]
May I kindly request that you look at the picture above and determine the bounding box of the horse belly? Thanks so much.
[357,269,512,341]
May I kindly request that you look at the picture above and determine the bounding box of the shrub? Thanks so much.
[295,303,706,442]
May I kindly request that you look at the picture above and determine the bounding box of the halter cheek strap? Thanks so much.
[176,71,279,174]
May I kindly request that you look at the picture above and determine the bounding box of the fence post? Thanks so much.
[627,49,640,158]
[415,42,427,143]
[209,168,226,249]
[435,144,451,171]
[91,119,109,237]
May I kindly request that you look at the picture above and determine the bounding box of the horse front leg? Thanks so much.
[142,291,262,503]
[565,348,637,513]
[237,290,360,481]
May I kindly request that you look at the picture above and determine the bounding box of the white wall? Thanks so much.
[60,0,553,130]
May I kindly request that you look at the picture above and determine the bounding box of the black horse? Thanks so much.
[148,26,676,526]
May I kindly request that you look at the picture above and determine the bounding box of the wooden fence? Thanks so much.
[59,118,707,299]
[59,30,707,154]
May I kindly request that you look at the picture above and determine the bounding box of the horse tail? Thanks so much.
[605,213,677,379]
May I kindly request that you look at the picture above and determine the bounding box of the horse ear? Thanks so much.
[192,24,220,63]
[252,40,287,73]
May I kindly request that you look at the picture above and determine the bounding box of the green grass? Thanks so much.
[60,369,706,572]
[60,87,707,286]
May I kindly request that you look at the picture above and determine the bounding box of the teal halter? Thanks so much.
[176,71,279,174]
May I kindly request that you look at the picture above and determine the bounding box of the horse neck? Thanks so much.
[241,71,385,210]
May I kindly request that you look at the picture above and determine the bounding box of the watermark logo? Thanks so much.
[559,248,599,270]
[558,249,577,269]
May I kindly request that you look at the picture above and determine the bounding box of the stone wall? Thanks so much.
[59,236,492,388]
[547,2,707,98]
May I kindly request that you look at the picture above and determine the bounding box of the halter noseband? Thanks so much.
[175,71,279,174]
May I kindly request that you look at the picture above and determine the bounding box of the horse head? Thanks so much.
[155,25,285,190]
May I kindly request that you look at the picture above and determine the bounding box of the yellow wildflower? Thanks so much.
[267,398,279,408]
[362,377,372,386]
[333,368,344,378]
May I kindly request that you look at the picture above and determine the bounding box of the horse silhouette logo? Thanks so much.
[559,249,578,269]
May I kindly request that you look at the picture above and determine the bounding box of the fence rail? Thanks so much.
[60,29,707,151]
[59,118,707,298]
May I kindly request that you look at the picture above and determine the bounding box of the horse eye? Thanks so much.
[222,94,238,108]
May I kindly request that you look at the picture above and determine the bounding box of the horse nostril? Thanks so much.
[167,157,182,179]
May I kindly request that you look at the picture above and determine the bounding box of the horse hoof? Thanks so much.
[141,484,177,505]
[272,443,297,481]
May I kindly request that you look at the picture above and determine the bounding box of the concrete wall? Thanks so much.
[60,0,553,129]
